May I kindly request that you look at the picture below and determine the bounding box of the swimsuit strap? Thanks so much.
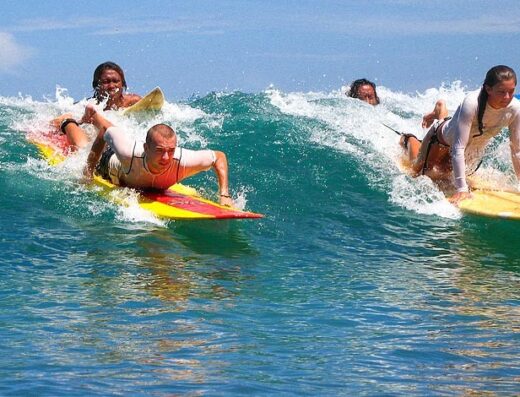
[124,141,139,175]
[468,160,483,176]
[421,135,438,175]
[176,148,182,182]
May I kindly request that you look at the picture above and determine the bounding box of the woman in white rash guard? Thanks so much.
[401,65,520,203]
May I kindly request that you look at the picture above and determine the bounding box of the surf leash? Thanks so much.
[381,123,404,136]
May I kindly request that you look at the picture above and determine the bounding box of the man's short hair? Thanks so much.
[146,124,176,145]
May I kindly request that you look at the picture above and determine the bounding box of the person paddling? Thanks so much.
[80,104,234,207]
[401,65,520,203]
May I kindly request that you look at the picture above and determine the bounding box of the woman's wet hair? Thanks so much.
[92,61,127,98]
[476,65,517,136]
[348,78,380,105]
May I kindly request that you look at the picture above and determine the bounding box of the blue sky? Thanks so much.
[1,0,520,100]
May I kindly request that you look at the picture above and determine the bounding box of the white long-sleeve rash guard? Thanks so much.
[439,90,520,192]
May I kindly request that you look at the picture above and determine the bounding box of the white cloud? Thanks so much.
[365,15,520,35]
[8,8,520,38]
[10,17,115,33]
[9,16,228,36]
[292,13,520,36]
[0,33,33,73]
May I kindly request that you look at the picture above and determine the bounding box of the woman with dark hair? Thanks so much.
[53,62,142,149]
[91,61,141,110]
[401,65,520,203]
[348,78,380,106]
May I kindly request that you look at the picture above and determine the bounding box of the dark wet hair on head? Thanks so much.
[146,124,176,145]
[348,78,380,105]
[476,65,517,136]
[92,61,127,96]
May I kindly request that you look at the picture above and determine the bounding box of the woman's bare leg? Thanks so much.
[422,99,448,128]
[399,126,439,175]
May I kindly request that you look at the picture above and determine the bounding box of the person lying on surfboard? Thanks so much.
[51,61,142,150]
[347,78,380,106]
[400,65,520,204]
[79,104,234,207]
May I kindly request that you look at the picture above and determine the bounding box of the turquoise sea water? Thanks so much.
[0,86,519,396]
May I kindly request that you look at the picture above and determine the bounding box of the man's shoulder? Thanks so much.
[177,147,216,165]
[105,126,143,157]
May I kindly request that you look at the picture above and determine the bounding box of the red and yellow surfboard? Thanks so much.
[28,130,263,220]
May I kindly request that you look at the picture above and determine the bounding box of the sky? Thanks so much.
[1,0,520,101]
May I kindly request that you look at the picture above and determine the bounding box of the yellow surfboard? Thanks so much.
[397,151,520,220]
[92,173,263,220]
[122,87,165,115]
[458,189,520,220]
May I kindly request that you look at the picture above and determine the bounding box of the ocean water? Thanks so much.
[0,84,519,396]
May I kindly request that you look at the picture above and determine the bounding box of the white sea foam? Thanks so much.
[110,189,167,226]
[232,185,254,211]
[5,83,516,221]
[159,101,218,147]
[389,174,461,219]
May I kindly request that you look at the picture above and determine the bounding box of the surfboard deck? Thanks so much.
[28,131,263,220]
[458,189,520,220]
[122,87,165,115]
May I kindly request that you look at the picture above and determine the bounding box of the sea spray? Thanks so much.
[1,82,516,221]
